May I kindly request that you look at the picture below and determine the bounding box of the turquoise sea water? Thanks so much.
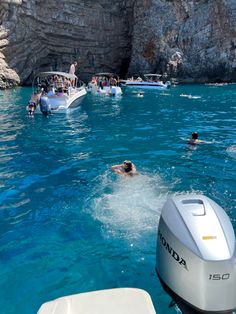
[0,84,235,314]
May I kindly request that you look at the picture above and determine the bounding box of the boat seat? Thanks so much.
[37,288,157,314]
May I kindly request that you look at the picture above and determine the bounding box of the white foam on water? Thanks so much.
[86,171,168,241]
[226,145,236,158]
[180,94,201,99]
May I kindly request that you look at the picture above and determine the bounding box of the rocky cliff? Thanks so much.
[1,0,236,88]
[129,0,236,83]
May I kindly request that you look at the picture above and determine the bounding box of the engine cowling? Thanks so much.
[156,195,236,313]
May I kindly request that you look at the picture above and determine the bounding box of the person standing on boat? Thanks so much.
[111,160,138,176]
[69,61,77,86]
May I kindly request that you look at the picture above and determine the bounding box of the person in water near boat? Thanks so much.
[188,132,212,145]
[111,160,138,176]
[27,90,42,115]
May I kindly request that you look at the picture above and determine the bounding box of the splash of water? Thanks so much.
[84,171,168,241]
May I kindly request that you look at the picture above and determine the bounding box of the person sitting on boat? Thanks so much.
[40,79,49,93]
[49,76,55,89]
[57,76,63,89]
[47,87,55,97]
[102,80,107,87]
[111,160,138,176]
[91,76,97,86]
[52,75,60,90]
[56,87,64,96]
[109,77,117,86]
[63,77,71,94]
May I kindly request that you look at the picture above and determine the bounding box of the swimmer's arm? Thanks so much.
[111,164,124,170]
[198,140,214,144]
[181,138,213,144]
[111,167,125,176]
[111,164,125,175]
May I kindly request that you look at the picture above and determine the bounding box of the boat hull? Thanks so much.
[87,84,122,96]
[34,87,87,114]
[125,82,170,89]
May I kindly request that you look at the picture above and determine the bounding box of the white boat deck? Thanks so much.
[37,288,157,314]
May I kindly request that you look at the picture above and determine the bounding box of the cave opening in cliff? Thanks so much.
[119,57,131,79]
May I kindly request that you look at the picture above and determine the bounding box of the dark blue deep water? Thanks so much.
[0,85,235,314]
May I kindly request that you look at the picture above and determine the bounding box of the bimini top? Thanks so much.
[95,72,119,78]
[35,71,77,80]
[144,74,162,78]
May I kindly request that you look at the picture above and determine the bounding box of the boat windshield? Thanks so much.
[32,71,79,93]
[94,73,120,86]
[144,74,162,82]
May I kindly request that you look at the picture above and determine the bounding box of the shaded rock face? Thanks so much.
[129,0,236,82]
[1,0,236,87]
[0,0,134,87]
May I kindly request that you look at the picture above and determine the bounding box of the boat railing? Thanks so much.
[77,80,86,88]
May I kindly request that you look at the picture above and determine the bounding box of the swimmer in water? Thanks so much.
[188,132,212,145]
[111,160,138,176]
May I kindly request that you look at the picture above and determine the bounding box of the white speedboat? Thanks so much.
[87,73,122,96]
[123,74,171,90]
[37,288,156,314]
[27,71,87,115]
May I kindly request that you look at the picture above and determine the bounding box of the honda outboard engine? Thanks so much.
[156,195,236,313]
[40,96,51,115]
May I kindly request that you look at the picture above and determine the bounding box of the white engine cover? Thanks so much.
[156,195,236,313]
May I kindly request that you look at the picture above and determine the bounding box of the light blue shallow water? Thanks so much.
[0,85,235,314]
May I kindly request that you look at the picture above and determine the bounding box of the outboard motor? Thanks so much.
[156,195,236,314]
[111,86,116,96]
[40,96,51,116]
[166,81,171,88]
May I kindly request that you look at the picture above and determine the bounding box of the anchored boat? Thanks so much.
[123,74,171,90]
[87,73,122,96]
[27,71,87,115]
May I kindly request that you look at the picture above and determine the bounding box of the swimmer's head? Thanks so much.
[123,160,132,172]
[192,132,198,139]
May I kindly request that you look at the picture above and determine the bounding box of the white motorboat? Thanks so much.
[123,74,171,90]
[37,288,156,314]
[87,73,122,96]
[27,71,87,115]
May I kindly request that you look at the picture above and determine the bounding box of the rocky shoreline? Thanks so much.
[1,0,236,89]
